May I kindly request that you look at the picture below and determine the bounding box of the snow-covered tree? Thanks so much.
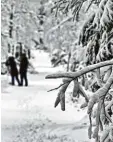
[1,0,49,60]
[46,0,113,141]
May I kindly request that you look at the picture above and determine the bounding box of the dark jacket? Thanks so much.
[6,57,18,76]
[20,55,29,74]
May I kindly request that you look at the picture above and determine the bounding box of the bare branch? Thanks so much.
[47,83,65,92]
[48,78,74,92]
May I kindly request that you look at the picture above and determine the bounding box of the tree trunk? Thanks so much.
[8,4,14,53]
[67,52,71,72]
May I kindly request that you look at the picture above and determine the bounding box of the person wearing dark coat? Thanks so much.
[6,56,20,86]
[19,53,29,86]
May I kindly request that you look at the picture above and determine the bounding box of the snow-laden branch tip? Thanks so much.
[88,71,113,115]
[45,59,113,79]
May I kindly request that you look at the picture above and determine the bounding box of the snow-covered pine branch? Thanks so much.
[46,59,113,79]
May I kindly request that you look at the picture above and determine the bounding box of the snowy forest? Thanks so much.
[1,0,113,142]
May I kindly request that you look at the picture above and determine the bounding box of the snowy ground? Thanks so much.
[1,50,92,142]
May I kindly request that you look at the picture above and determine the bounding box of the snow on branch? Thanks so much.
[52,0,98,20]
[87,71,113,140]
[45,59,113,79]
[54,78,72,111]
[88,71,113,114]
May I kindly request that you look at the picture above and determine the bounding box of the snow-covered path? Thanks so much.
[1,51,90,142]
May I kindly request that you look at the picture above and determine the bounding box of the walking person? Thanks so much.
[5,54,20,86]
[19,53,29,86]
